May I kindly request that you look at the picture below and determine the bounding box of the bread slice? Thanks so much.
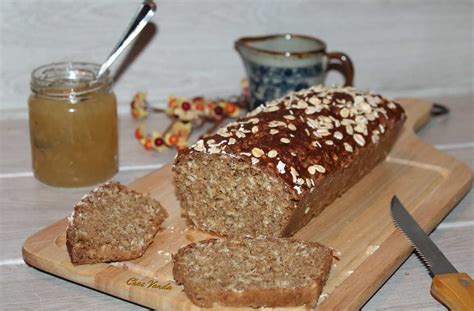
[66,181,168,265]
[173,238,333,308]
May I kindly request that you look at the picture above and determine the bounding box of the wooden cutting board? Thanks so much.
[23,99,473,310]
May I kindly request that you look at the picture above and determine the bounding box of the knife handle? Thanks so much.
[431,273,474,310]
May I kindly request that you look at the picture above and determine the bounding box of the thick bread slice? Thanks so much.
[66,181,168,265]
[173,238,333,308]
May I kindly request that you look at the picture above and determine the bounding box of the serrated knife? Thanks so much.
[391,196,474,310]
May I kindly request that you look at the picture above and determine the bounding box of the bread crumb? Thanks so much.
[66,182,167,265]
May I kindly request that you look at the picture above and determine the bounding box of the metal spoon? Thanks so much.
[97,0,157,78]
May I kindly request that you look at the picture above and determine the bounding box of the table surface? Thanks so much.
[0,94,472,310]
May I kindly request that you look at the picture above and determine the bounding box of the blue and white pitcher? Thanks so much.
[235,34,354,109]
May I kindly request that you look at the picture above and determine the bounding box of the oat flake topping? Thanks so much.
[186,86,405,198]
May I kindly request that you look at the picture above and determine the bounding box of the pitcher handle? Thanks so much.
[326,52,354,86]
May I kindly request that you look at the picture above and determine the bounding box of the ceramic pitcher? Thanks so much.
[235,33,354,109]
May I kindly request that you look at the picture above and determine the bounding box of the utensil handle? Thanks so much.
[431,273,474,310]
[326,52,354,86]
[98,0,156,77]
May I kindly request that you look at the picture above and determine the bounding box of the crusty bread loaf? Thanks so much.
[173,237,333,308]
[66,181,168,265]
[173,86,406,237]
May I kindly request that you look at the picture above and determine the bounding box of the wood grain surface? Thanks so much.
[20,99,473,310]
[1,0,473,116]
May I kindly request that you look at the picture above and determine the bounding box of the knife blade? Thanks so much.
[391,196,457,275]
[390,196,473,310]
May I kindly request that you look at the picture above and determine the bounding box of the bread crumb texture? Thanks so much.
[173,238,333,308]
[66,181,168,265]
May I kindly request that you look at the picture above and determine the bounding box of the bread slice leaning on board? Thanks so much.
[66,182,168,265]
[173,237,333,308]
[173,86,406,237]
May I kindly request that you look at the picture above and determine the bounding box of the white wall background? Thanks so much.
[0,0,472,117]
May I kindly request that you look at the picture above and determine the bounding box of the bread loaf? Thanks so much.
[172,237,333,308]
[66,181,168,265]
[173,86,405,237]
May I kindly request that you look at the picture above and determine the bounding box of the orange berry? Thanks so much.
[196,102,205,111]
[168,97,176,107]
[226,103,236,113]
[134,128,143,139]
[144,139,153,150]
[169,135,179,145]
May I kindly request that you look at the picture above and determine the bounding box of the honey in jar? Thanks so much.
[29,62,118,187]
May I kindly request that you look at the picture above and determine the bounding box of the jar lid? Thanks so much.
[30,62,112,99]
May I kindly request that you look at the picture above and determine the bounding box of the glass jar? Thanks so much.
[28,62,118,187]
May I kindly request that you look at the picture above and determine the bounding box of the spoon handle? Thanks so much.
[98,0,157,77]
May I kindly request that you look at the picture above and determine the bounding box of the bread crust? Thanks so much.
[173,238,333,308]
[282,118,404,236]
